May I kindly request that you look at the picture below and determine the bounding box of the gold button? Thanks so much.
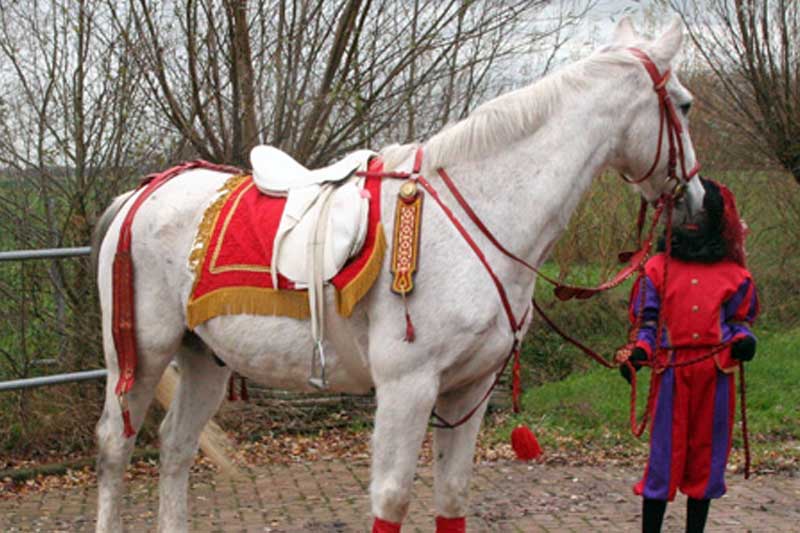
[691,278,699,285]
[692,333,700,340]
[399,180,418,200]
[692,305,699,312]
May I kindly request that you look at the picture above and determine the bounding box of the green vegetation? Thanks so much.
[498,328,800,468]
[0,169,797,460]
[497,170,799,470]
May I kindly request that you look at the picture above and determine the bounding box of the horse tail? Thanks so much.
[91,188,242,478]
[90,190,135,277]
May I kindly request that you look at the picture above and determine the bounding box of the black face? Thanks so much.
[660,178,727,263]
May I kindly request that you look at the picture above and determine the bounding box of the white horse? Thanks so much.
[94,18,704,533]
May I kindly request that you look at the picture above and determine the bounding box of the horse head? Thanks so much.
[602,17,704,226]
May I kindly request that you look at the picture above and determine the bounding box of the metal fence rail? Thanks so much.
[0,246,99,391]
[0,246,91,262]
[0,369,107,392]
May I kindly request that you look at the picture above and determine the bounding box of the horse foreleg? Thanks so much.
[370,373,439,531]
[432,374,494,533]
[157,345,230,533]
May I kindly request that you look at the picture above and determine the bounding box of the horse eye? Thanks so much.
[679,101,692,115]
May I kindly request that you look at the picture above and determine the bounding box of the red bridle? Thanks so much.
[355,47,706,429]
[622,48,701,197]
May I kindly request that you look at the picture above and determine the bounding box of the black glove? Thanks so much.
[731,336,756,362]
[620,347,648,384]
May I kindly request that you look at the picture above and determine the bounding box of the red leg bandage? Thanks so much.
[372,516,402,533]
[436,516,466,533]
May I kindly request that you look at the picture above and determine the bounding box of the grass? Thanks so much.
[496,327,800,469]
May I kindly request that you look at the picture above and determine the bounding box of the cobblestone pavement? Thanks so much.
[1,461,798,532]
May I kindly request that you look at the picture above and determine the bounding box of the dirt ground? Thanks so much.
[1,459,798,532]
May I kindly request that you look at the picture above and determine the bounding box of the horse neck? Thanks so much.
[427,96,620,288]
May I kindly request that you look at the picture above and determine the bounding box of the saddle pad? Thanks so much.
[186,165,386,329]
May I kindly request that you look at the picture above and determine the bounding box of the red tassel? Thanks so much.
[402,292,415,342]
[228,374,238,401]
[404,309,416,342]
[436,516,466,533]
[372,516,402,533]
[511,424,542,461]
[512,348,522,413]
[121,408,135,438]
[240,376,249,401]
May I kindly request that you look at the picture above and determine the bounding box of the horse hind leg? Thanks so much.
[157,338,231,533]
[432,374,494,532]
[95,338,174,533]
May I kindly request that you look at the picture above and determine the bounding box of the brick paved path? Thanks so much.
[1,461,797,532]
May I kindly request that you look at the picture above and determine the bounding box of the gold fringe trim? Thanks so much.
[186,286,310,329]
[187,218,385,327]
[336,224,387,317]
[188,174,252,291]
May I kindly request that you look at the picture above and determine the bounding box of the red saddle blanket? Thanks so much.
[186,163,386,329]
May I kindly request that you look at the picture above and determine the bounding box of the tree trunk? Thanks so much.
[226,0,258,166]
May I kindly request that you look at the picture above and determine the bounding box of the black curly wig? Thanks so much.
[658,178,728,263]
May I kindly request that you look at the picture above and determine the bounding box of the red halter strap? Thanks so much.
[623,47,700,188]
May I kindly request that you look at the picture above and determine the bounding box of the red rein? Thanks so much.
[111,50,749,475]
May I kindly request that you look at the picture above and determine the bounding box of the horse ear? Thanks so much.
[651,17,684,65]
[612,16,639,45]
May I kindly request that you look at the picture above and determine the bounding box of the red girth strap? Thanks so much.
[112,160,242,437]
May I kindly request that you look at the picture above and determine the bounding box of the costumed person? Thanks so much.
[617,178,759,533]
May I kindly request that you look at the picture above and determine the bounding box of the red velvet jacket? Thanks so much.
[630,253,759,372]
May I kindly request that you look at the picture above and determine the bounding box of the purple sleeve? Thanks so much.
[631,275,660,356]
[721,278,758,342]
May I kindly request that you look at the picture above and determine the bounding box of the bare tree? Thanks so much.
[0,0,595,454]
[672,0,800,183]
[0,0,152,376]
[112,0,578,167]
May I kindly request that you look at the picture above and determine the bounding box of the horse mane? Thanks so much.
[423,47,640,169]
[380,143,418,172]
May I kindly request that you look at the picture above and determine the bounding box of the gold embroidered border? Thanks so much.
[336,223,387,317]
[390,192,422,294]
[189,174,252,295]
[208,181,272,274]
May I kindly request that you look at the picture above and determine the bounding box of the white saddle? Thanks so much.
[252,145,376,196]
[247,146,376,286]
[249,145,378,389]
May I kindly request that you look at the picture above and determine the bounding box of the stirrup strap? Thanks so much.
[307,184,337,388]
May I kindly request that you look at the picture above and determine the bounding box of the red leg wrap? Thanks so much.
[372,516,402,533]
[436,516,466,533]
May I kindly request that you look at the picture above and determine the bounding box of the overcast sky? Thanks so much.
[535,0,675,63]
[577,0,668,47]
